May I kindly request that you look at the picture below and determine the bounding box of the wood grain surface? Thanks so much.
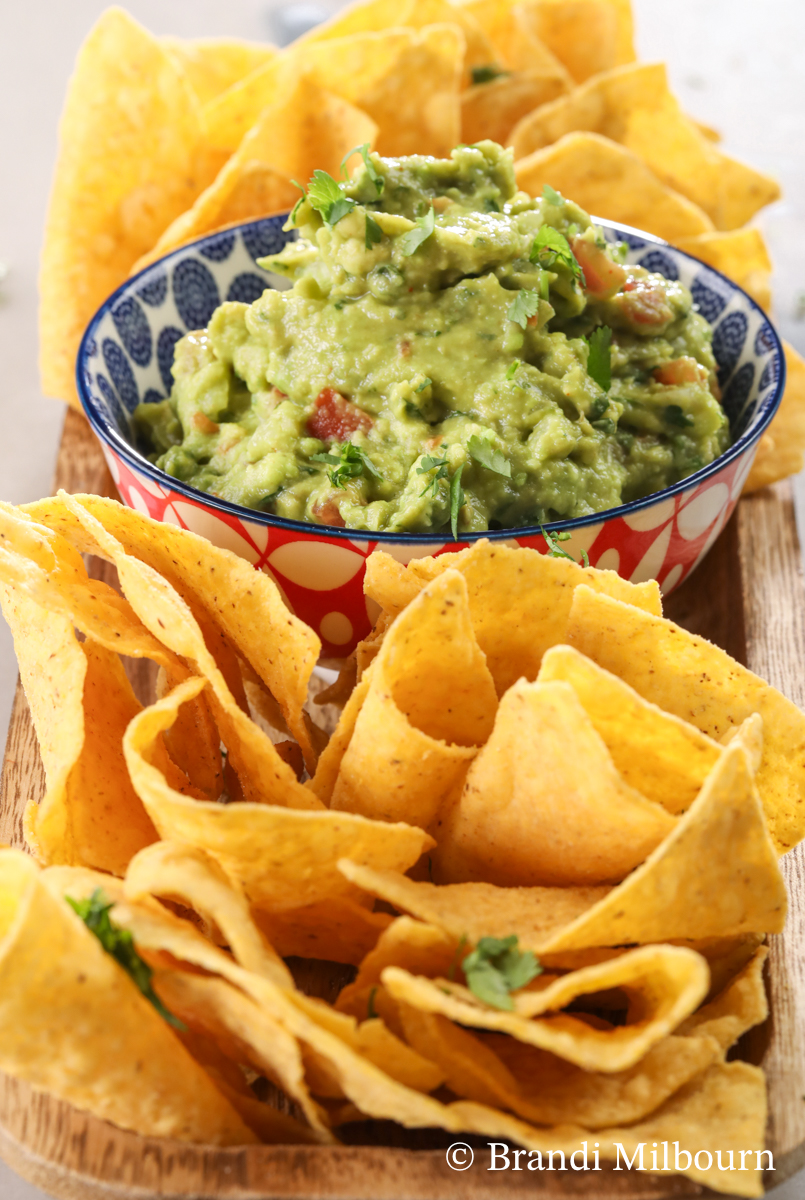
[0,409,802,1200]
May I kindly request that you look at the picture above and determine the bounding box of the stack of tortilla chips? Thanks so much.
[0,493,802,1195]
[39,1,803,491]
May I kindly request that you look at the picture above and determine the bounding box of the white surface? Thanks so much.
[0,3,804,1198]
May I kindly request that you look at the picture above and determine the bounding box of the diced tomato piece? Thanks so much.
[653,357,708,386]
[307,387,373,442]
[618,277,674,326]
[192,412,219,434]
[311,496,346,527]
[571,237,628,299]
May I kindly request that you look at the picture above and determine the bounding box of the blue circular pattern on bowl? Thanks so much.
[78,212,785,543]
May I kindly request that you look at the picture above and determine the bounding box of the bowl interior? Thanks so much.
[78,213,783,537]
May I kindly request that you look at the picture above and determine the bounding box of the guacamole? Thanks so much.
[135,141,729,535]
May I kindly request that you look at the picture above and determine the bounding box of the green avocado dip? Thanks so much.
[134,140,729,536]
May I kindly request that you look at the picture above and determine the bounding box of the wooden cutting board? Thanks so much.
[1,408,804,1200]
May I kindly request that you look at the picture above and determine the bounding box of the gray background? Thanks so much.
[0,2,803,1198]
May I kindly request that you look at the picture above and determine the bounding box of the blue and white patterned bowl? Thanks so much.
[77,214,785,656]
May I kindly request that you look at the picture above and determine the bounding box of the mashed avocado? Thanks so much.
[135,140,729,535]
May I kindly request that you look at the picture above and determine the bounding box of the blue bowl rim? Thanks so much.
[77,213,787,546]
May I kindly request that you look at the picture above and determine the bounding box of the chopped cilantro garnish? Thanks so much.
[288,180,307,225]
[462,935,541,1011]
[468,434,511,478]
[399,205,436,256]
[665,404,695,428]
[471,64,509,84]
[530,225,583,284]
[417,446,450,496]
[311,441,381,487]
[66,889,185,1029]
[506,359,520,380]
[585,325,612,393]
[365,212,383,250]
[307,170,357,226]
[540,525,589,567]
[449,463,465,540]
[542,184,563,205]
[508,289,541,329]
[415,376,432,393]
[342,142,384,196]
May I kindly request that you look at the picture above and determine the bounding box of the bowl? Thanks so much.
[77,213,785,657]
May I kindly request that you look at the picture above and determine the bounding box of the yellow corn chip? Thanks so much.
[337,916,457,1015]
[538,645,721,813]
[462,68,569,145]
[0,851,253,1144]
[743,341,805,493]
[26,492,320,772]
[399,1005,719,1127]
[567,584,805,852]
[515,131,714,241]
[141,73,377,266]
[438,678,676,885]
[338,860,608,950]
[329,571,497,830]
[519,0,635,83]
[541,745,787,952]
[463,0,573,75]
[161,36,277,108]
[253,898,392,965]
[382,943,709,1072]
[124,675,433,912]
[39,9,212,409]
[307,674,371,804]
[363,540,662,694]
[676,226,772,312]
[679,947,768,1054]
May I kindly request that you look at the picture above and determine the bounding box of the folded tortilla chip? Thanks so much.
[679,947,768,1054]
[515,131,714,242]
[462,68,569,145]
[0,851,254,1144]
[517,0,635,83]
[566,584,805,853]
[676,226,772,312]
[743,341,805,493]
[161,36,276,108]
[437,678,676,885]
[328,571,497,830]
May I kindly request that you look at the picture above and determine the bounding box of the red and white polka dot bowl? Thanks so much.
[78,214,785,657]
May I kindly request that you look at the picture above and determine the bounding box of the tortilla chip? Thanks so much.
[462,68,569,145]
[337,917,457,1015]
[383,943,709,1072]
[538,645,721,813]
[26,492,320,772]
[253,898,392,965]
[124,676,433,912]
[141,73,376,266]
[0,851,253,1144]
[39,9,212,409]
[518,0,633,83]
[338,860,608,951]
[541,745,786,952]
[566,584,805,853]
[400,1005,720,1127]
[679,947,768,1054]
[363,540,662,695]
[515,131,714,241]
[438,678,676,886]
[461,0,572,76]
[307,675,371,805]
[328,571,497,830]
[743,342,805,493]
[161,36,276,108]
[675,227,772,312]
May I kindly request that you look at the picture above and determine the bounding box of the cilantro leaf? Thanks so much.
[507,289,541,329]
[449,463,465,540]
[665,404,695,428]
[462,935,541,1011]
[585,325,612,393]
[540,525,589,568]
[399,206,436,256]
[342,142,384,196]
[307,170,357,226]
[468,434,511,478]
[471,64,509,84]
[311,442,381,487]
[506,359,520,380]
[66,890,185,1029]
[530,224,583,284]
[288,180,307,225]
[542,184,564,205]
[417,446,449,497]
[415,376,432,393]
[365,212,383,250]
